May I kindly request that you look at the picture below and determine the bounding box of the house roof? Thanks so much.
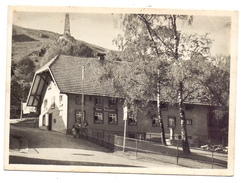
[26,55,120,107]
[27,54,210,107]
[26,56,57,107]
[50,55,119,97]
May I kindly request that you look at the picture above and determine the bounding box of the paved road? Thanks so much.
[9,125,182,173]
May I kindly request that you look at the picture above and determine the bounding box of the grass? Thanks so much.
[11,25,110,64]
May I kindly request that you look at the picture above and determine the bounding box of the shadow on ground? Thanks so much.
[9,155,144,167]
[10,125,110,153]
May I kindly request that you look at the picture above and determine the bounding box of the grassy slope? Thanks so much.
[11,25,109,64]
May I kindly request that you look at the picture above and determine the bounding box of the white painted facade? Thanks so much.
[39,81,68,132]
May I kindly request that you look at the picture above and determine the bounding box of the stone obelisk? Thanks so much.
[64,14,71,36]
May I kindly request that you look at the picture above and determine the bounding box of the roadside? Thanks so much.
[8,125,181,169]
[8,123,227,169]
[114,150,227,169]
[9,134,28,153]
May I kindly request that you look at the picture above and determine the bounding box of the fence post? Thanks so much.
[211,151,214,169]
[102,130,104,146]
[177,141,179,165]
[108,135,110,149]
[135,139,138,157]
[123,119,127,152]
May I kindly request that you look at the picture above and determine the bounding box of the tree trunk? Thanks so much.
[178,81,191,154]
[157,69,167,145]
[158,108,167,146]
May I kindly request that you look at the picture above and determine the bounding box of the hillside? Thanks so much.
[10,24,117,118]
[11,25,110,68]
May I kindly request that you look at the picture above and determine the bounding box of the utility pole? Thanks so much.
[81,66,84,129]
[123,104,128,152]
[20,100,23,120]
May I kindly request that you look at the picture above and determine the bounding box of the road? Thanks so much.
[8,125,182,173]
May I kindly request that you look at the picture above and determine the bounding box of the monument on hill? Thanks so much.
[57,13,75,46]
[64,14,71,36]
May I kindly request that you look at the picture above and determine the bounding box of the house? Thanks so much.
[25,14,219,146]
[26,54,216,147]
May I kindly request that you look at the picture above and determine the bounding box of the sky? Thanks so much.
[13,12,122,51]
[12,11,231,56]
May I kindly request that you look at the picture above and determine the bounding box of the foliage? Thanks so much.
[105,14,230,154]
[112,14,214,104]
[202,56,230,141]
[10,75,22,107]
[40,36,99,66]
[201,55,230,107]
[101,58,168,107]
[14,57,36,83]
[10,57,36,109]
[105,50,123,61]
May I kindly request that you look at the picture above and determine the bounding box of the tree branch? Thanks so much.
[170,15,179,60]
[137,14,160,56]
[183,88,199,102]
[137,14,175,58]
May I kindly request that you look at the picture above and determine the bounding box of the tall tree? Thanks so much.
[110,14,213,154]
[200,55,230,144]
[102,53,170,145]
[10,57,36,118]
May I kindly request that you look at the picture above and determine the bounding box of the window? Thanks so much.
[128,111,137,126]
[76,95,85,105]
[160,102,168,110]
[42,115,46,126]
[108,98,117,107]
[108,113,118,124]
[44,99,48,110]
[127,105,138,126]
[75,110,85,123]
[51,96,55,109]
[128,133,135,138]
[94,112,103,124]
[185,104,193,110]
[168,116,176,128]
[152,117,160,127]
[59,110,63,116]
[186,119,192,125]
[59,95,63,107]
[95,97,103,106]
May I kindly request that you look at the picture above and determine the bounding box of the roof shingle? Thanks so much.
[30,54,210,106]
[49,55,119,97]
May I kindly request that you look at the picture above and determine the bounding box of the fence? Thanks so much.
[77,129,227,169]
[78,128,116,151]
[114,135,227,169]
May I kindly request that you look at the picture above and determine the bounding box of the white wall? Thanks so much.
[39,81,68,132]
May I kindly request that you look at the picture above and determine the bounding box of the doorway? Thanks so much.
[48,113,52,131]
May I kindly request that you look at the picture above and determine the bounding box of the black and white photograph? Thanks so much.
[3,5,238,177]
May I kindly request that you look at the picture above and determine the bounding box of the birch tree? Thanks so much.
[107,14,213,154]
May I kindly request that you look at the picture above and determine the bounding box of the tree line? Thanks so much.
[103,14,230,154]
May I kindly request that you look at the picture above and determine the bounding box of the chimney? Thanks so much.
[97,53,106,61]
[64,14,71,36]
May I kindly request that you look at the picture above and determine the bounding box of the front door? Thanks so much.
[48,113,52,131]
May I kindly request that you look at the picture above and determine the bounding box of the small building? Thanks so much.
[26,54,216,147]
